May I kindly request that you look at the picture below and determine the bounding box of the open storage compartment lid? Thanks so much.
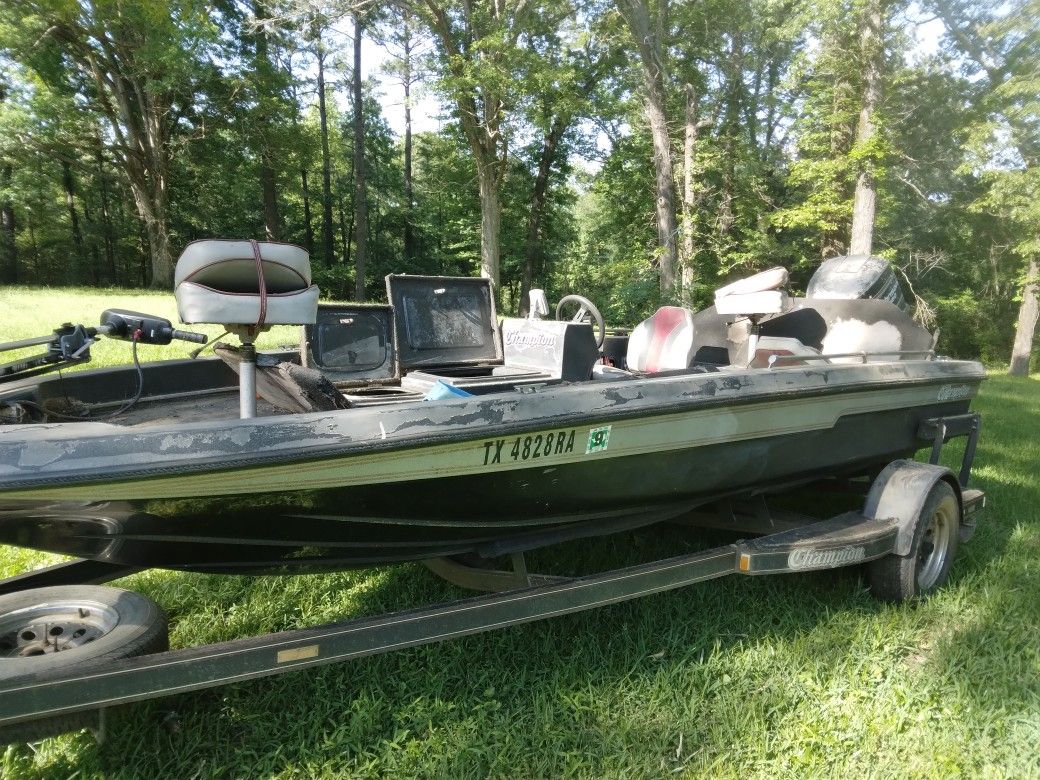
[302,303,400,385]
[385,274,502,370]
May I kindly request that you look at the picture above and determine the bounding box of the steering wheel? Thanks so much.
[555,294,606,348]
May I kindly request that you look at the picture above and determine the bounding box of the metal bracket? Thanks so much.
[0,559,141,596]
[422,555,567,592]
[917,412,981,487]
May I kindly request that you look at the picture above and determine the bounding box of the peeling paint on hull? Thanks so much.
[0,359,984,572]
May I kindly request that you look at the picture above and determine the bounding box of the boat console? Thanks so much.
[383,274,599,396]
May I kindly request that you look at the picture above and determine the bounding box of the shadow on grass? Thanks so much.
[2,521,895,778]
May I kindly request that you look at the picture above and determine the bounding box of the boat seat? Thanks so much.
[174,239,320,419]
[714,266,789,316]
[627,306,696,373]
[175,239,319,327]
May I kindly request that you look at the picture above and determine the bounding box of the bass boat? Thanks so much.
[0,244,985,573]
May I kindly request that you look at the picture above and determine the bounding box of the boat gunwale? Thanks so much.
[0,359,985,492]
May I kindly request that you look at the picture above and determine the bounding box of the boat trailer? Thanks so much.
[0,414,983,744]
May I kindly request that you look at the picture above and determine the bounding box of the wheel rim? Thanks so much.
[916,499,955,590]
[0,600,119,659]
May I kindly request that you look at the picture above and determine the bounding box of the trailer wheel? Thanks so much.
[0,585,167,682]
[868,480,960,602]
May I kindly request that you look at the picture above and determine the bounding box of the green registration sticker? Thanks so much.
[586,425,612,454]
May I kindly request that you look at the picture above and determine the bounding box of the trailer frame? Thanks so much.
[0,413,983,742]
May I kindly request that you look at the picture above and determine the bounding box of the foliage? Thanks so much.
[0,0,1035,358]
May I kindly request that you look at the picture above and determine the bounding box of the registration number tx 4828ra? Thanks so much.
[480,425,612,465]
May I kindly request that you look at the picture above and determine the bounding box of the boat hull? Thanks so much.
[0,363,979,573]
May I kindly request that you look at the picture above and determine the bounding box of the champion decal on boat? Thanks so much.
[481,429,578,465]
[937,384,972,402]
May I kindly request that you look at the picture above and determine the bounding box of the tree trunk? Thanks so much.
[123,166,173,287]
[1009,257,1039,376]
[315,33,335,267]
[0,163,15,284]
[95,143,116,284]
[27,214,38,278]
[681,83,699,302]
[476,162,502,286]
[402,12,417,263]
[141,208,171,289]
[0,82,13,283]
[849,0,884,256]
[520,118,567,314]
[260,160,280,241]
[619,0,677,296]
[352,16,369,301]
[301,168,315,255]
[343,154,356,276]
[718,30,743,253]
[254,1,280,241]
[60,159,87,282]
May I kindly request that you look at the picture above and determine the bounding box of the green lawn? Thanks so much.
[0,286,297,369]
[1,289,1038,778]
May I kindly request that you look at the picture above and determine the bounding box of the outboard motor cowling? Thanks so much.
[806,255,908,312]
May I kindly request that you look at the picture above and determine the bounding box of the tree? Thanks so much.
[352,12,369,299]
[407,0,559,291]
[0,75,17,283]
[313,19,336,267]
[518,24,610,311]
[848,0,886,255]
[0,0,217,287]
[616,0,677,295]
[380,7,426,264]
[930,0,1040,374]
[247,0,289,241]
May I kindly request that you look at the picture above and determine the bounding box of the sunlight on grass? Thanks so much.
[1,290,1038,777]
[0,287,297,369]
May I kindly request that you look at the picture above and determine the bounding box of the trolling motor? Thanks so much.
[0,309,206,385]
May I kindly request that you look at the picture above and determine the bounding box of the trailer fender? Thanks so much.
[863,460,962,556]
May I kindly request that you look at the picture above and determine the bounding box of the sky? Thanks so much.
[359,35,443,137]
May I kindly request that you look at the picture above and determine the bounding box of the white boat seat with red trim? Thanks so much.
[626,306,696,373]
[175,239,319,327]
[714,266,789,316]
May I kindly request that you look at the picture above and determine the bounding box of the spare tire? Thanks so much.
[0,585,168,682]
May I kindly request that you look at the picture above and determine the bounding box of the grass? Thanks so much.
[0,286,297,369]
[2,288,1039,778]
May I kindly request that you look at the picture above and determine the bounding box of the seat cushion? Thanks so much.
[176,240,312,291]
[714,266,789,298]
[177,281,319,326]
[626,306,696,373]
[175,239,318,326]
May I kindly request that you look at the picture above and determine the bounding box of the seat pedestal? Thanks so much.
[238,341,257,419]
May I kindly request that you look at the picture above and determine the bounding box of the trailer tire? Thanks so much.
[0,585,167,683]
[867,480,960,602]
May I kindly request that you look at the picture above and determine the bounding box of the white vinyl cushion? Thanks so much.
[175,239,318,326]
[714,290,789,315]
[714,266,789,299]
